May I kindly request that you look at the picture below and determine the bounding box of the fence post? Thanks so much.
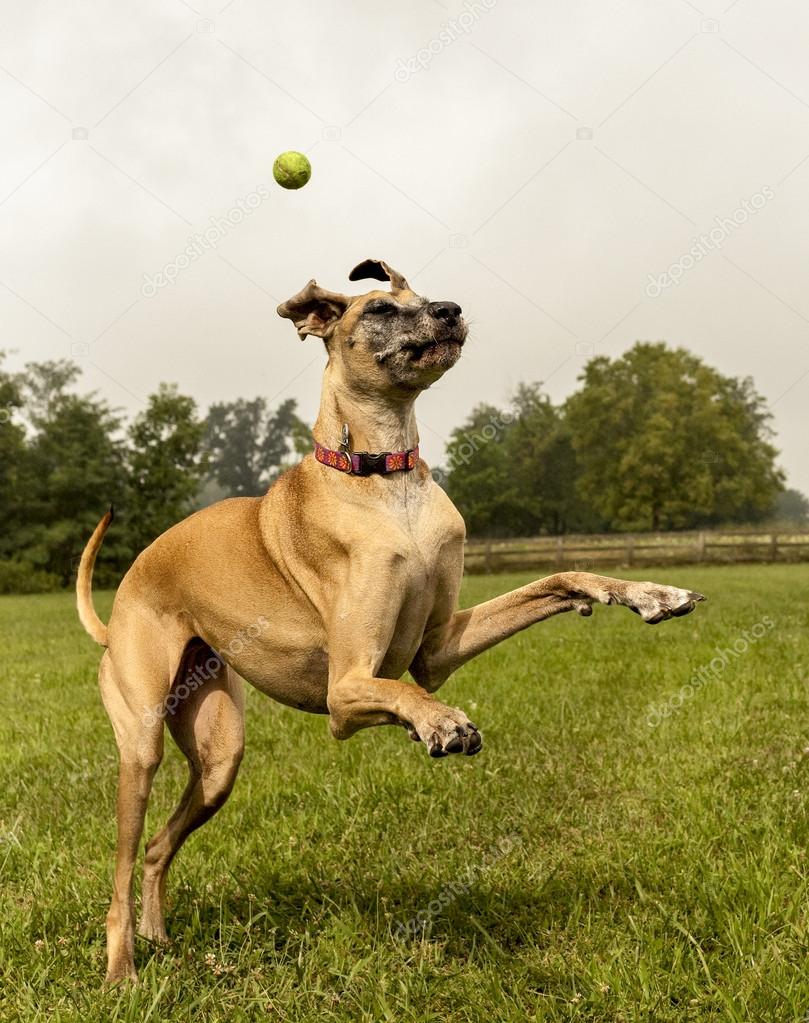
[556,535,564,567]
[626,536,635,566]
[698,531,706,562]
[770,533,778,562]
[483,539,492,573]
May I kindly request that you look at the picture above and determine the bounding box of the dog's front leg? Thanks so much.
[411,571,704,689]
[327,670,482,757]
[324,553,483,756]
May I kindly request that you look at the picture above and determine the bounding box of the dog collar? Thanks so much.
[314,441,419,477]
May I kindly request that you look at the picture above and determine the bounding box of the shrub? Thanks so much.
[0,560,60,594]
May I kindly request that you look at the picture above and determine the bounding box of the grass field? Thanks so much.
[1,565,808,1022]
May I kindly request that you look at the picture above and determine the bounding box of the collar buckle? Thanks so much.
[352,451,388,476]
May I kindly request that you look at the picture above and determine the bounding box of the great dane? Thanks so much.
[77,258,704,982]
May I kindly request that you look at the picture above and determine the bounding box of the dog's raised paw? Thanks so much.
[413,706,482,758]
[626,583,705,624]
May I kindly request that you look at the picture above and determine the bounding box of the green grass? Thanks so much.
[1,565,808,1021]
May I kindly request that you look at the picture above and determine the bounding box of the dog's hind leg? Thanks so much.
[138,645,244,945]
[99,627,186,984]
[98,646,167,982]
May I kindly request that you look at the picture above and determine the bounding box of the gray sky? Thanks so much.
[2,0,808,493]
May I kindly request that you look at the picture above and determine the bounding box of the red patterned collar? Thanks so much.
[314,441,419,477]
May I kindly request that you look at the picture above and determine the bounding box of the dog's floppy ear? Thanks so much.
[349,259,410,292]
[277,279,350,340]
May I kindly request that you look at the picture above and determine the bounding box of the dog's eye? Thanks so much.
[364,301,397,316]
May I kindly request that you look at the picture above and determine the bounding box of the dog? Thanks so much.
[77,258,704,983]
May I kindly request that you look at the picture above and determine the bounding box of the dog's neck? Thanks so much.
[314,372,419,454]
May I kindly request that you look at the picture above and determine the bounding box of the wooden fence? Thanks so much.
[464,529,809,574]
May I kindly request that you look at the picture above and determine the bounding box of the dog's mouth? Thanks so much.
[401,334,465,364]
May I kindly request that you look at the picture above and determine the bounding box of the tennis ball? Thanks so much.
[273,151,311,190]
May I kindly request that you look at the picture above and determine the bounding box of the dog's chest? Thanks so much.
[374,491,464,674]
[380,482,460,576]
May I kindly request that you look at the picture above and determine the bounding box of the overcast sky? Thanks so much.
[2,0,808,493]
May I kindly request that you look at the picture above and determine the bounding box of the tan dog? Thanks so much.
[77,258,704,983]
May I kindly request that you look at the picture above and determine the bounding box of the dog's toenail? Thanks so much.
[465,731,483,755]
[427,733,447,757]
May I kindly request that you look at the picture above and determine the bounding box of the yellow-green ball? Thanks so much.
[273,151,311,190]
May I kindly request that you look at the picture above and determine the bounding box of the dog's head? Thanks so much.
[277,259,467,393]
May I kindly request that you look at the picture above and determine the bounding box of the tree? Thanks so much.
[506,383,596,534]
[0,353,28,563]
[126,384,208,554]
[445,387,585,537]
[445,402,523,537]
[17,359,81,429]
[18,360,129,586]
[771,488,809,525]
[564,342,784,531]
[204,396,309,497]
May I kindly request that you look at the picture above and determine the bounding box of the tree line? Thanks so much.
[444,342,801,537]
[0,342,804,593]
[0,352,308,593]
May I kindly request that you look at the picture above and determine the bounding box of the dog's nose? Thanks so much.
[428,301,462,325]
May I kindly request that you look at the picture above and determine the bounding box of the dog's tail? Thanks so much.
[76,506,114,646]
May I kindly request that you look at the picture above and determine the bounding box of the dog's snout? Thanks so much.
[428,301,462,325]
